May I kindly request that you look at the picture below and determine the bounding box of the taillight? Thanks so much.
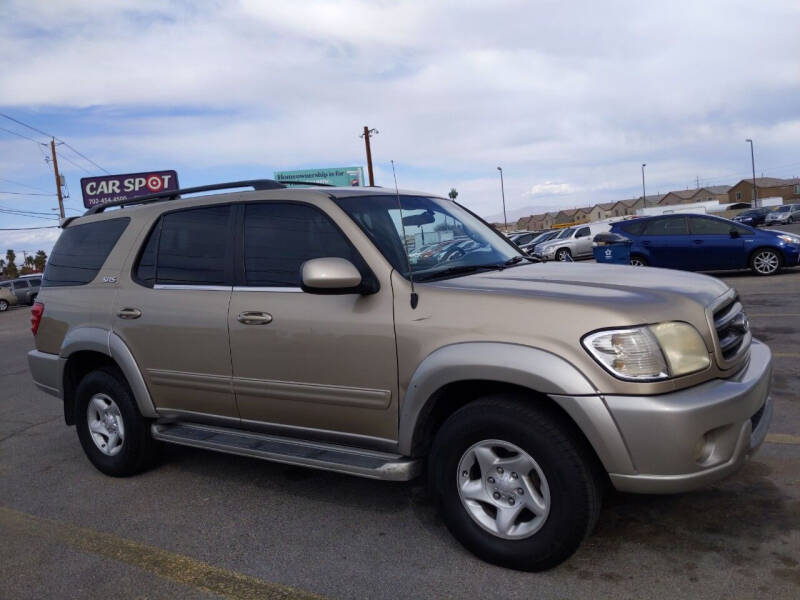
[31,301,44,335]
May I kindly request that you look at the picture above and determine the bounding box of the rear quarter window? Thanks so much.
[42,218,130,287]
[617,220,646,235]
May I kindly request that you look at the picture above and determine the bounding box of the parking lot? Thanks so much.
[1,255,800,599]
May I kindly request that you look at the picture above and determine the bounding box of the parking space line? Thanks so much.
[748,313,800,317]
[772,352,800,358]
[0,506,325,600]
[766,433,800,446]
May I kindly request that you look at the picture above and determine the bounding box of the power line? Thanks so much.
[0,177,52,194]
[55,151,92,175]
[0,126,46,145]
[59,142,110,174]
[0,112,53,138]
[0,191,56,196]
[0,225,59,231]
[0,205,60,217]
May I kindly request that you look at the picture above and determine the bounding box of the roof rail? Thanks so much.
[84,179,288,215]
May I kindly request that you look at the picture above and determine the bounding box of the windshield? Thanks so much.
[556,227,575,239]
[776,205,791,212]
[333,195,524,280]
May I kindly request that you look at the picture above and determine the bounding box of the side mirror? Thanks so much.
[301,257,365,295]
[729,229,740,239]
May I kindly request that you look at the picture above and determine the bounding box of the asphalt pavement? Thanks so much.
[2,235,800,600]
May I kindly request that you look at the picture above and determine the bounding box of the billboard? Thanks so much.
[80,170,180,208]
[274,167,364,187]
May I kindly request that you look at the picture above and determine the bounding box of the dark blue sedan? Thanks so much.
[610,214,800,275]
[732,207,773,227]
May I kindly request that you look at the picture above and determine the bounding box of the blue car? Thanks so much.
[732,207,773,227]
[610,213,800,276]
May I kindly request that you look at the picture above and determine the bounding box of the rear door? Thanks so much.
[12,279,29,303]
[227,201,399,441]
[114,204,238,419]
[686,216,746,270]
[639,216,689,268]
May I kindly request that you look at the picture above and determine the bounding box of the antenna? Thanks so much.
[391,160,418,309]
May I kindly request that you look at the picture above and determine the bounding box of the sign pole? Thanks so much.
[50,138,65,219]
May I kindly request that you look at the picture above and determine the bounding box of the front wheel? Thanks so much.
[629,254,648,267]
[75,368,159,476]
[0,299,8,312]
[555,248,572,262]
[750,248,782,276]
[429,396,601,571]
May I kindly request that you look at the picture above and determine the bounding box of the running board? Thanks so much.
[151,422,421,481]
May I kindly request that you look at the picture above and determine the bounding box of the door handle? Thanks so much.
[237,311,273,325]
[693,239,703,244]
[642,241,651,246]
[117,308,142,320]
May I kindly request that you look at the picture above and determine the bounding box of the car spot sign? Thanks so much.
[81,170,179,208]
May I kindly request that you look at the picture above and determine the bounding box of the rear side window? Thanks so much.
[688,217,733,235]
[643,217,688,236]
[134,205,233,287]
[243,203,360,287]
[618,220,646,235]
[42,218,129,287]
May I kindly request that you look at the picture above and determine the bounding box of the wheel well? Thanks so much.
[62,351,119,425]
[409,380,607,484]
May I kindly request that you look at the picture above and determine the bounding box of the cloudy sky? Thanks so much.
[1,0,799,253]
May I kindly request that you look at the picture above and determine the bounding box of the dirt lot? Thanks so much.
[1,257,799,599]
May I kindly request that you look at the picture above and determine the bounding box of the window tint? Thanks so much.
[243,203,360,287]
[619,220,647,235]
[732,223,752,235]
[515,234,533,245]
[155,205,232,286]
[643,217,688,236]
[15,280,30,288]
[43,218,129,287]
[0,282,10,288]
[29,278,41,287]
[133,219,162,287]
[575,227,590,238]
[689,217,735,235]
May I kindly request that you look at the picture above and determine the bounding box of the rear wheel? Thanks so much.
[428,396,601,571]
[750,248,782,276]
[0,299,8,312]
[75,368,159,476]
[555,248,572,262]
[629,254,648,267]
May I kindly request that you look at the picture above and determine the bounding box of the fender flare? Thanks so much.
[60,327,158,419]
[397,342,600,455]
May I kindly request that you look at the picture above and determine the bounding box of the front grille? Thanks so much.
[713,299,750,361]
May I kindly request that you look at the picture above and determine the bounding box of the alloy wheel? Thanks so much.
[753,250,779,275]
[86,393,125,456]
[0,299,7,311]
[457,439,550,540]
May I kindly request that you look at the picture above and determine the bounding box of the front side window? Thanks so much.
[575,227,590,238]
[134,205,233,287]
[43,217,130,287]
[333,195,522,281]
[242,203,361,287]
[14,280,29,289]
[556,227,575,239]
[643,217,688,236]
[688,217,735,235]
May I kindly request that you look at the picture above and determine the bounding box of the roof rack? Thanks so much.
[84,179,334,215]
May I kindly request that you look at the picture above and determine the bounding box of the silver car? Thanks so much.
[764,204,800,225]
[533,223,611,261]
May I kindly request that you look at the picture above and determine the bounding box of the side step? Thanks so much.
[151,422,421,481]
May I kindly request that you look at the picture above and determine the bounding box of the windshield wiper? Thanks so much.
[503,255,536,265]
[415,263,508,281]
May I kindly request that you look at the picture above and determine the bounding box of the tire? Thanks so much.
[749,248,782,276]
[555,248,572,262]
[0,299,8,312]
[428,396,602,571]
[75,367,159,477]
[629,254,648,267]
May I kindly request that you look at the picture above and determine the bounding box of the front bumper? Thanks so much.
[603,339,772,494]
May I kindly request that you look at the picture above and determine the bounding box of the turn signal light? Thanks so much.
[31,301,44,335]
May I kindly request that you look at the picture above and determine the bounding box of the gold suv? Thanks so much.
[28,180,772,570]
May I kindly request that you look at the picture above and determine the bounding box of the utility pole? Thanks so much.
[696,175,700,189]
[497,167,507,231]
[641,163,647,205]
[745,139,757,208]
[360,126,378,186]
[49,138,65,219]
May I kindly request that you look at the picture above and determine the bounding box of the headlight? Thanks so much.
[778,234,800,245]
[583,322,710,381]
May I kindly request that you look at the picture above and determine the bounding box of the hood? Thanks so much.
[534,237,570,251]
[428,261,730,308]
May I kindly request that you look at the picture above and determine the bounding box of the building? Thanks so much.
[659,186,731,206]
[728,178,800,205]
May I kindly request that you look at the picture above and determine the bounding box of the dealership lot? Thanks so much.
[1,260,799,599]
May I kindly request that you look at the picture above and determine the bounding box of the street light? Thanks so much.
[497,166,507,231]
[745,139,757,208]
[641,163,647,205]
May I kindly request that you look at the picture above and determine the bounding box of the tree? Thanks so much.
[33,250,47,272]
[4,249,18,279]
[448,188,458,201]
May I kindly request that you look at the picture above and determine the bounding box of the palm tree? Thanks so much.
[4,250,18,279]
[448,188,458,201]
[33,250,48,272]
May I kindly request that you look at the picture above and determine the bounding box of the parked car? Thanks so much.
[0,276,42,305]
[532,223,612,261]
[732,207,773,227]
[29,179,772,571]
[611,214,800,275]
[764,204,800,226]
[519,230,559,255]
[507,231,538,247]
[0,284,18,312]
